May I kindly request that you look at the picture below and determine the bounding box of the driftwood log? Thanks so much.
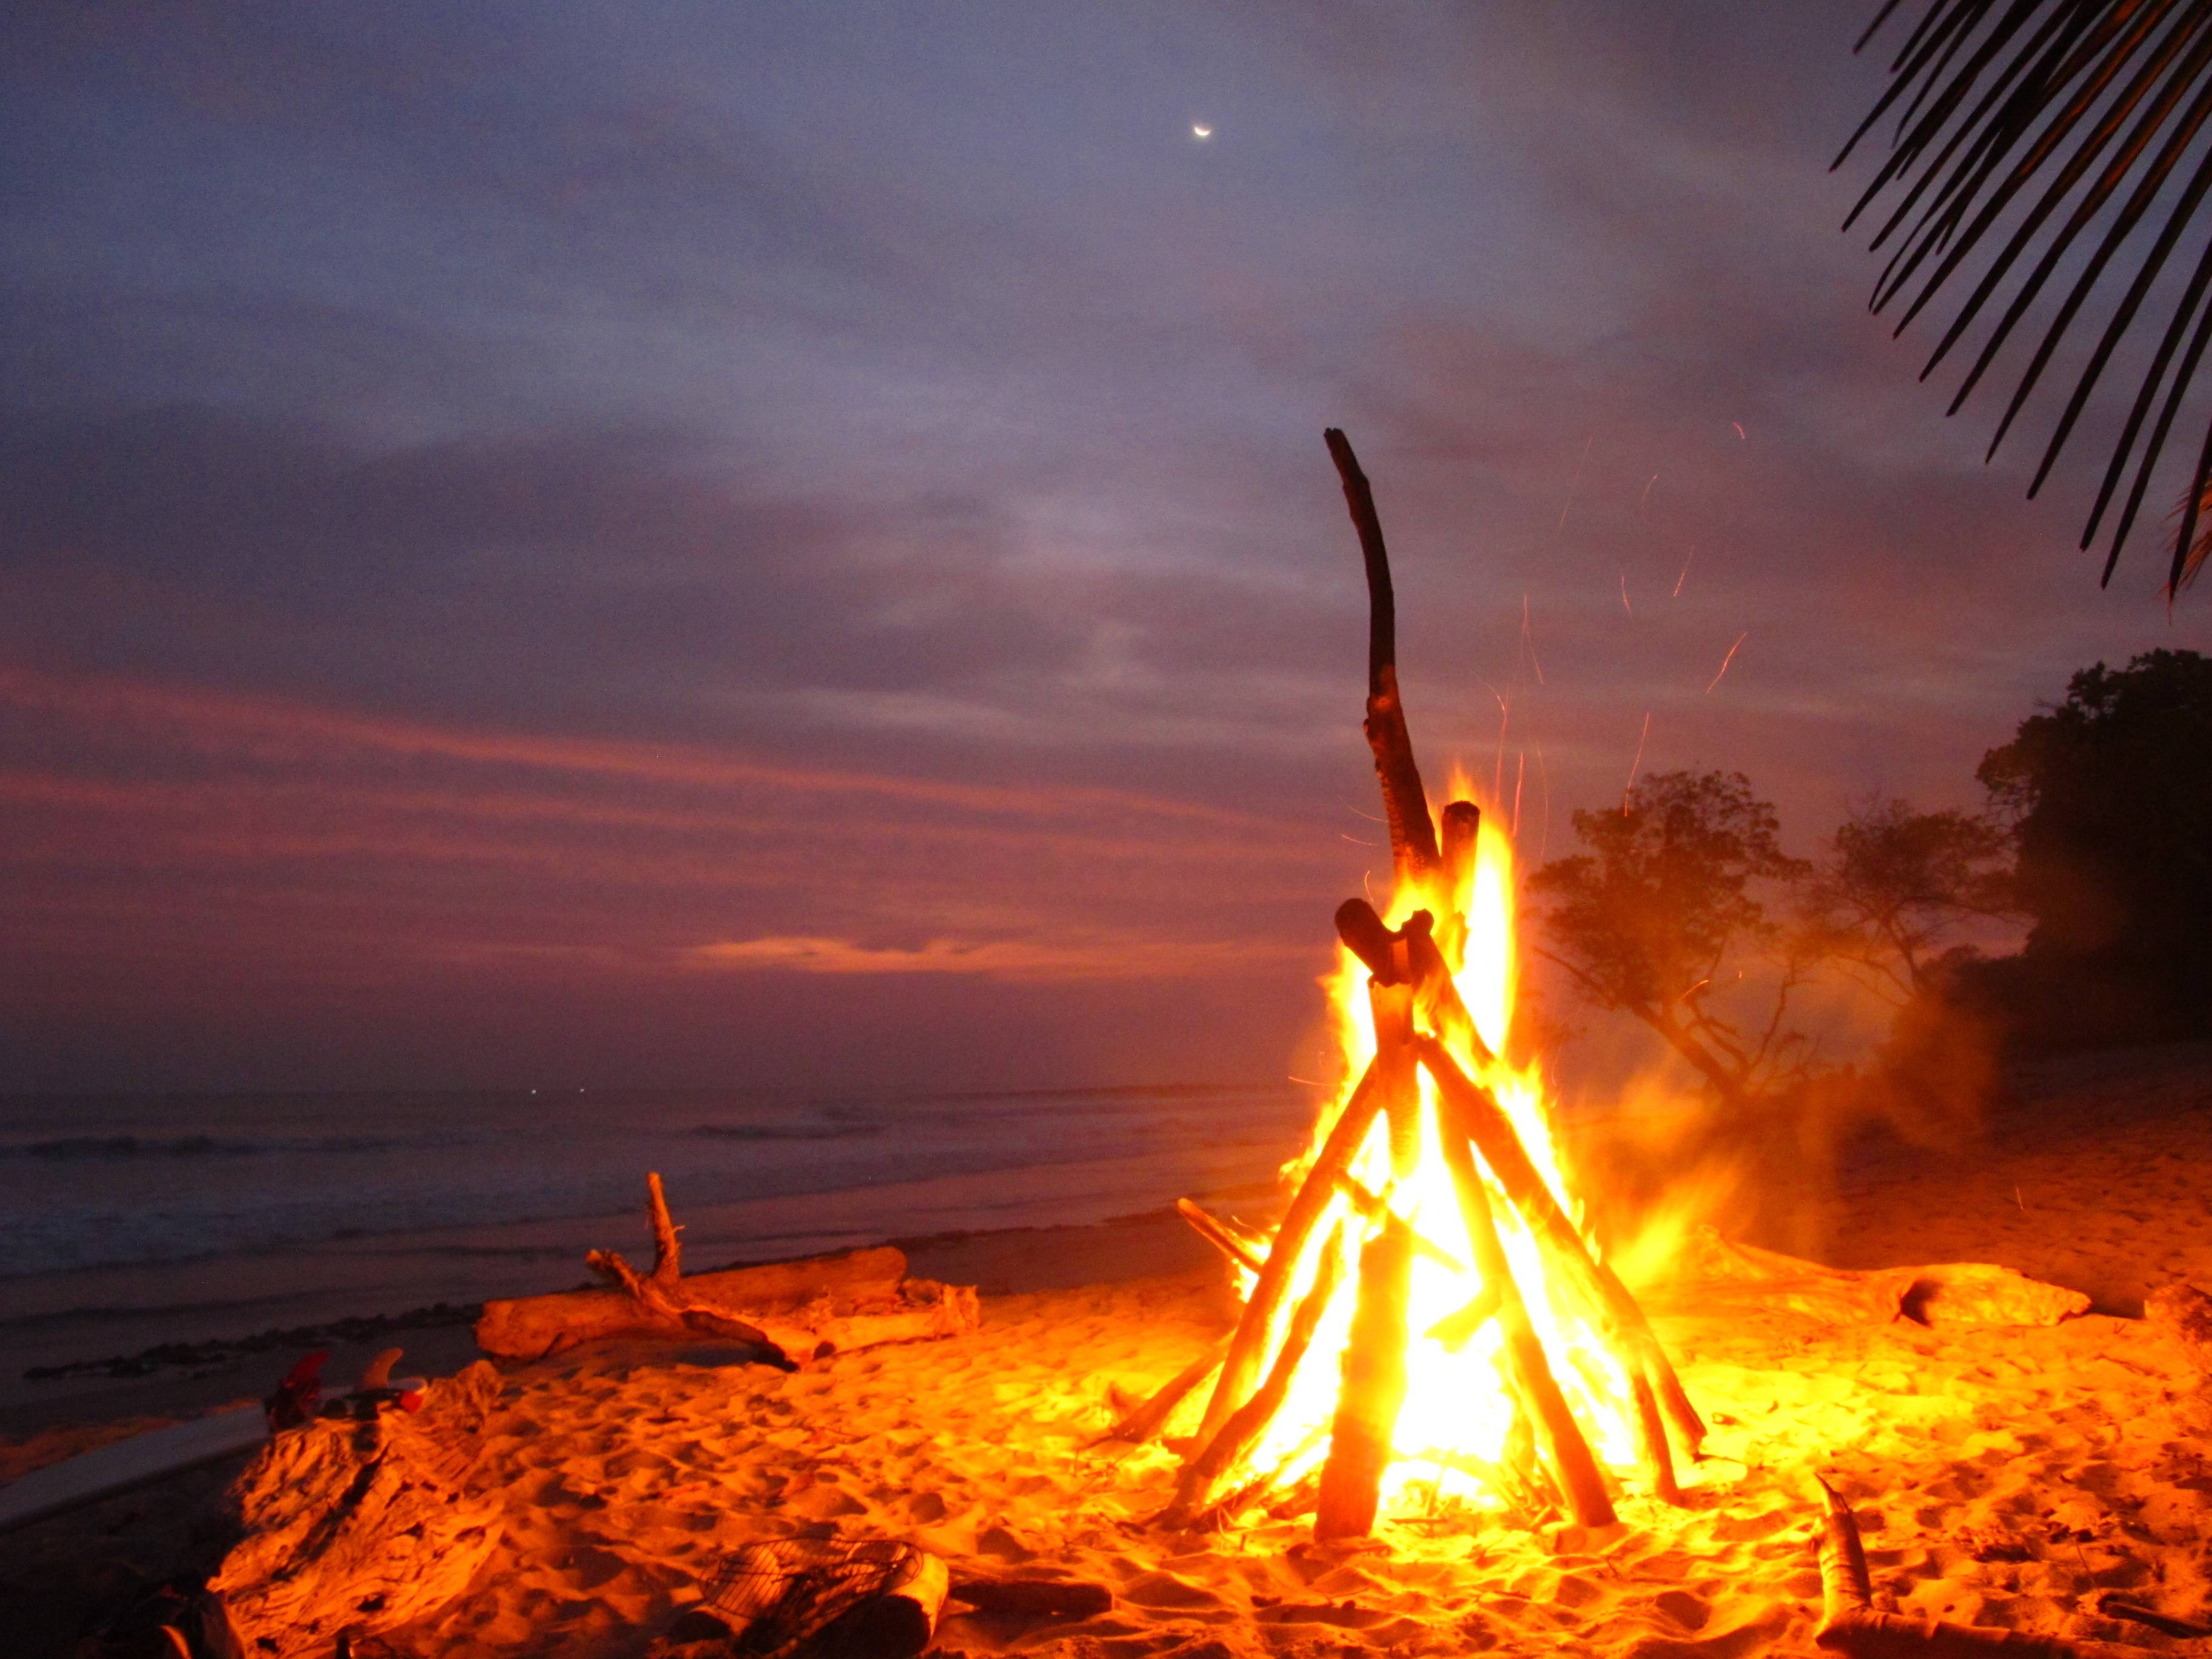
[1175,1198,1264,1273]
[473,1174,979,1363]
[1313,1213,1414,1540]
[1814,1476,2147,1658]
[1652,1227,2092,1330]
[1419,1036,1704,1466]
[207,1360,505,1657]
[949,1575,1115,1620]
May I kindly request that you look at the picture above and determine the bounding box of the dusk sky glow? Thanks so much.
[5,4,2207,1094]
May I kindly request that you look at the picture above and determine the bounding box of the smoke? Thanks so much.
[1541,953,2006,1278]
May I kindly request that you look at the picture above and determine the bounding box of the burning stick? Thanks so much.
[1093,1338,1229,1447]
[1199,1424,1329,1530]
[1334,1173,1463,1272]
[1326,427,1439,886]
[1335,900,1498,1068]
[1434,800,1482,965]
[1418,1038,1706,1464]
[1629,1373,1683,1506]
[1436,1118,1617,1527]
[1161,1228,1349,1528]
[1314,1214,1415,1540]
[1195,1061,1382,1443]
[1175,1198,1264,1274]
[1424,1284,1501,1349]
[1811,1477,2145,1657]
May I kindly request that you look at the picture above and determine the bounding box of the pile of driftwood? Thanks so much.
[202,1360,506,1658]
[1648,1227,2093,1329]
[1121,431,1704,1542]
[474,1174,979,1365]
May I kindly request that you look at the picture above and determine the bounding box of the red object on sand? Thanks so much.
[264,1351,327,1430]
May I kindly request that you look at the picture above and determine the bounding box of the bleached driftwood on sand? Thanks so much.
[1654,1227,2093,1329]
[209,1361,506,1657]
[1813,1476,2147,1658]
[473,1173,979,1364]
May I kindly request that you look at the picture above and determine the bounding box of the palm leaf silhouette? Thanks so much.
[1839,0,2212,593]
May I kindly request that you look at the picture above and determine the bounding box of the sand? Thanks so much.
[7,1043,2212,1658]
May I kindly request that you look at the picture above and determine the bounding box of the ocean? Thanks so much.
[0,1081,1313,1392]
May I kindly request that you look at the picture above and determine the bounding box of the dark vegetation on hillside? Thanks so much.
[1531,649,2212,1134]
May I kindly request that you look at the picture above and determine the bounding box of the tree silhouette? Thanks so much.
[1971,647,2212,1041]
[1804,799,2017,1006]
[1529,770,1814,1109]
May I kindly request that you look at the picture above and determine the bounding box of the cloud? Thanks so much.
[4,2,2199,1091]
[686,932,1307,982]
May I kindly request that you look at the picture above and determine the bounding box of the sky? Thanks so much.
[4,2,2207,1096]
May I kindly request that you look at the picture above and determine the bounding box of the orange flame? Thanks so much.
[1243,780,1643,1514]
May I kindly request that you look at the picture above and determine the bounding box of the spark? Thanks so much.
[1622,711,1651,812]
[1520,594,1546,684]
[1192,124,1213,138]
[1556,433,1593,535]
[1704,631,1749,694]
[1339,832,1377,845]
[1510,751,1526,840]
[1731,421,1746,441]
[1483,684,1510,804]
[1533,742,1552,868]
[1672,543,1696,598]
[1638,474,1658,512]
[1618,568,1632,616]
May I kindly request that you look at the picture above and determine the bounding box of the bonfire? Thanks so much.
[1133,431,1701,1539]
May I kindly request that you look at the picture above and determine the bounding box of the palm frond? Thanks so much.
[1842,0,2212,593]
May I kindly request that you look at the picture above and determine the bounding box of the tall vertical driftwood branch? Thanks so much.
[1326,427,1439,887]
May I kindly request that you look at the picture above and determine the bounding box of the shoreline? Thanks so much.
[7,1039,2210,1443]
[0,1202,1235,1440]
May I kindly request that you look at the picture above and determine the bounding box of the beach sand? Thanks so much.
[7,1043,2212,1657]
